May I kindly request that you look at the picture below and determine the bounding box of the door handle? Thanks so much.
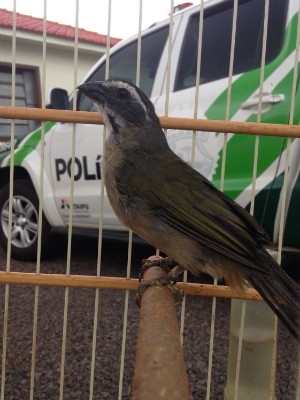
[241,93,285,111]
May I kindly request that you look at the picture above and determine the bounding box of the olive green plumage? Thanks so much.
[78,79,300,343]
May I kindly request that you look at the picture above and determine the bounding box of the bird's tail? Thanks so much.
[246,256,300,343]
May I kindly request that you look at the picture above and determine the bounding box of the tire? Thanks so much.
[0,179,52,261]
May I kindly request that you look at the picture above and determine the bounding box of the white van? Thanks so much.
[0,0,299,261]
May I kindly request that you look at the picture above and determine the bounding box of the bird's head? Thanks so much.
[77,79,161,137]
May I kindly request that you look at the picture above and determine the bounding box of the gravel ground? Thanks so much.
[0,233,298,399]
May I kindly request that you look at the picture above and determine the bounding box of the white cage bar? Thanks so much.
[0,1,299,399]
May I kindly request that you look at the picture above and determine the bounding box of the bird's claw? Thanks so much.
[136,258,184,307]
[139,257,177,282]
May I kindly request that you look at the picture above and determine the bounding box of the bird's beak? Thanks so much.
[77,81,106,104]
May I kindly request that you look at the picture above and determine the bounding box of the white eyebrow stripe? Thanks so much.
[129,86,148,113]
[104,80,148,114]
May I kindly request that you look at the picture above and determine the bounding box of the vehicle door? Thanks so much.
[154,0,300,241]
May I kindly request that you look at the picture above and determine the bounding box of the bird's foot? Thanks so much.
[136,257,185,307]
[138,256,177,280]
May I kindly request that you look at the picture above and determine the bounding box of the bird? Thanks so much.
[77,79,300,343]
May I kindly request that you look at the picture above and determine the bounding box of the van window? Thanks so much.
[78,26,169,111]
[175,0,288,91]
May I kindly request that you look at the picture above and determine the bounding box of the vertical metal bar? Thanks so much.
[59,2,79,399]
[225,0,238,122]
[30,2,47,398]
[219,134,228,194]
[273,2,300,398]
[233,301,246,400]
[289,3,300,397]
[132,259,190,400]
[89,285,101,400]
[118,2,144,395]
[268,0,300,395]
[118,231,133,400]
[135,0,143,87]
[163,0,189,345]
[251,0,272,363]
[220,0,238,192]
[186,0,205,340]
[205,276,217,400]
[208,3,237,399]
[5,0,17,267]
[155,1,173,259]
[104,0,112,80]
[226,2,278,400]
[1,2,16,399]
[220,3,239,399]
[89,2,111,398]
[35,0,47,274]
[250,0,269,216]
[118,2,144,397]
[189,2,218,396]
[296,350,300,400]
[226,0,294,400]
[164,0,174,119]
[193,0,204,120]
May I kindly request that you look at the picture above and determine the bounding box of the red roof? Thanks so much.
[0,8,121,46]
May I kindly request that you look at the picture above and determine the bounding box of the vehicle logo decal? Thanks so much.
[60,199,70,209]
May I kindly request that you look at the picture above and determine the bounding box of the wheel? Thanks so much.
[0,179,52,261]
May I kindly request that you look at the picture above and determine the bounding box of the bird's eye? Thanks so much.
[117,88,130,101]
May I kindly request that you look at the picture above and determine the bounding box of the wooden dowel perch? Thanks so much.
[132,257,191,400]
[0,270,262,301]
[0,106,300,138]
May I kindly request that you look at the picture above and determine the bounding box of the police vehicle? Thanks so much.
[0,0,299,261]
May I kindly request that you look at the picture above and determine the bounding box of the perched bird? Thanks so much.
[77,79,300,343]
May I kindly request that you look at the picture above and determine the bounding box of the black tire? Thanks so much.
[0,179,52,261]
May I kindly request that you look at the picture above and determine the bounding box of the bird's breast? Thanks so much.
[102,142,136,230]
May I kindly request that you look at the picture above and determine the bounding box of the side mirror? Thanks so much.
[47,88,69,110]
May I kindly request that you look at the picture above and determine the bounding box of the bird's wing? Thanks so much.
[118,148,272,272]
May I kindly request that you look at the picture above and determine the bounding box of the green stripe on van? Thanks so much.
[212,69,295,199]
[207,14,299,198]
[6,121,56,166]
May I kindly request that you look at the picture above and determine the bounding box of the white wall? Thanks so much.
[0,29,107,102]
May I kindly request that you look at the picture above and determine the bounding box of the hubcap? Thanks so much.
[1,195,39,249]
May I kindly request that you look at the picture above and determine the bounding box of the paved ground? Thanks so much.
[0,232,298,399]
